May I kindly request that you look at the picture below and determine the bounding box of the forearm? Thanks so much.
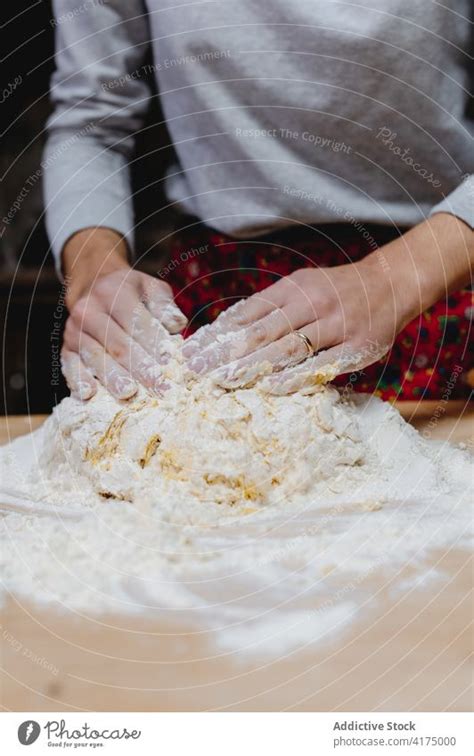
[44,0,151,271]
[362,213,474,328]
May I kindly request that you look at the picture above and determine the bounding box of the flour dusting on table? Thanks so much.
[0,337,472,656]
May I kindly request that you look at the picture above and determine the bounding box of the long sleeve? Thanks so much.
[430,175,474,229]
[43,0,151,272]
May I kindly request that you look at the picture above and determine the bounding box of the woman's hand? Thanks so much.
[61,228,187,400]
[183,258,405,390]
[184,215,473,393]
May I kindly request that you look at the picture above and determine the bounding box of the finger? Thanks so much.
[183,281,289,358]
[235,273,317,324]
[76,332,138,400]
[182,299,248,359]
[78,313,168,392]
[187,305,305,375]
[210,320,338,389]
[259,345,347,395]
[129,303,173,361]
[150,299,188,334]
[80,313,162,388]
[141,279,188,334]
[106,286,173,361]
[260,340,389,395]
[61,349,97,400]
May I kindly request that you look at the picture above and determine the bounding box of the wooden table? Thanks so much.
[1,402,472,712]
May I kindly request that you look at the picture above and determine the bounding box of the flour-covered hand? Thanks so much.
[183,255,410,389]
[61,229,187,400]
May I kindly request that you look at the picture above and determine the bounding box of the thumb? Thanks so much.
[259,340,389,395]
[258,345,350,395]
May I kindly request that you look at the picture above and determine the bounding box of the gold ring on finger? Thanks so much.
[295,331,314,358]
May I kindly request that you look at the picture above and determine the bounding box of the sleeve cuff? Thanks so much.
[430,175,474,229]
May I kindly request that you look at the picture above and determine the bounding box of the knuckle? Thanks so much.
[93,277,111,299]
[249,321,268,346]
[225,299,248,326]
[288,268,307,284]
[156,279,172,296]
[71,298,88,323]
[315,296,332,316]
[63,317,75,340]
[80,344,100,363]
[109,341,128,362]
[145,276,172,296]
[282,338,299,361]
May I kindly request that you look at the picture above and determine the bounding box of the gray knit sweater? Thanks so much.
[44,0,473,265]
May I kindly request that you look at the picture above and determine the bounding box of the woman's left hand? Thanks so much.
[183,252,412,391]
[183,214,473,393]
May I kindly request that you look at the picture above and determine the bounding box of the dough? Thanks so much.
[37,336,367,523]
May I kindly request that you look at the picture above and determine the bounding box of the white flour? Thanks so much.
[0,337,472,656]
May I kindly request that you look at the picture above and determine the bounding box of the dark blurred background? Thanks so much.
[1,1,176,415]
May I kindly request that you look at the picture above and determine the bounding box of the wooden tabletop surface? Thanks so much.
[1,401,472,712]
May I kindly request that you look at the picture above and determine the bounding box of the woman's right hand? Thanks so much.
[61,228,187,401]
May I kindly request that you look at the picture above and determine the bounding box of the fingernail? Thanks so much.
[72,381,96,401]
[114,377,137,399]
